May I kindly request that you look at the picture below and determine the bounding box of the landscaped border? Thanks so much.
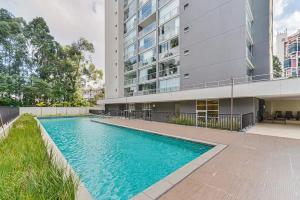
[91,119,227,200]
[35,118,93,200]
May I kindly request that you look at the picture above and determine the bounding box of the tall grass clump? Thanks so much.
[0,114,78,199]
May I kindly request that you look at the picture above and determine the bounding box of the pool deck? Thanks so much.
[101,118,300,200]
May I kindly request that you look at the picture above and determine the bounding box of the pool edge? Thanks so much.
[35,117,93,200]
[91,119,227,200]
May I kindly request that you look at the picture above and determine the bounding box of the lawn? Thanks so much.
[0,114,78,199]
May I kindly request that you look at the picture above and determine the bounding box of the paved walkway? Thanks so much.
[247,123,300,140]
[101,118,300,200]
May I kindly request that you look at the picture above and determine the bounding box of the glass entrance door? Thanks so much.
[197,111,207,127]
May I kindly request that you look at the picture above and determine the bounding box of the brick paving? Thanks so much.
[101,118,300,200]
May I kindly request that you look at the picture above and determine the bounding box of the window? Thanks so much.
[138,82,156,95]
[124,15,137,34]
[159,17,179,42]
[124,86,137,97]
[139,31,156,52]
[124,29,137,47]
[159,77,180,92]
[124,43,137,60]
[138,21,156,38]
[124,0,137,21]
[159,0,179,25]
[159,37,179,59]
[159,57,180,77]
[139,48,157,67]
[124,71,137,85]
[139,65,156,83]
[124,56,137,72]
[184,50,190,55]
[184,73,189,78]
[139,0,156,22]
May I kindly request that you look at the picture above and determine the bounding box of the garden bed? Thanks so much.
[0,114,78,199]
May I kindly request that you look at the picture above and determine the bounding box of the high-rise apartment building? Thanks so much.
[282,30,300,77]
[103,0,273,124]
[275,30,287,64]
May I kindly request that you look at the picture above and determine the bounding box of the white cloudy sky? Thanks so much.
[0,0,300,71]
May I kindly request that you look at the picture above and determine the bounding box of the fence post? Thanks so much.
[230,76,234,131]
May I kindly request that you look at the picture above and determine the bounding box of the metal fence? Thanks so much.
[94,110,254,131]
[0,107,19,127]
[241,113,254,129]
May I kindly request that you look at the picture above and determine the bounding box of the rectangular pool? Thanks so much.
[39,117,213,200]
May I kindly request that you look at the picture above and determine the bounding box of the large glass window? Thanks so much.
[124,86,137,97]
[124,72,137,86]
[159,0,179,25]
[124,56,137,72]
[124,43,137,60]
[159,37,179,59]
[138,21,156,38]
[139,31,156,52]
[124,0,137,21]
[159,77,179,92]
[158,0,171,8]
[124,15,137,34]
[139,48,156,67]
[159,17,179,42]
[138,82,156,95]
[124,29,137,47]
[139,65,156,83]
[139,0,156,22]
[159,57,180,77]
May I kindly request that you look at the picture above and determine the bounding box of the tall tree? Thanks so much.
[273,55,283,78]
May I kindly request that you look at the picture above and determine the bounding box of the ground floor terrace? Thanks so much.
[99,118,300,200]
[104,98,258,131]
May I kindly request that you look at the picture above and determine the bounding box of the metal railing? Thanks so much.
[119,73,300,98]
[93,110,254,131]
[241,113,254,130]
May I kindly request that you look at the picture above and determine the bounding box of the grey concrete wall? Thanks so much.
[20,107,90,116]
[252,0,273,76]
[105,0,124,99]
[153,102,176,112]
[179,101,195,113]
[180,0,247,88]
[219,98,258,121]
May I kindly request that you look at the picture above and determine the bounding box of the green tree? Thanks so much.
[0,9,27,105]
[273,55,283,78]
[0,8,98,107]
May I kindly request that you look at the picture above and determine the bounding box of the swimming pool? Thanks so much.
[39,117,213,200]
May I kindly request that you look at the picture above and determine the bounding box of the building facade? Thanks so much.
[283,30,300,78]
[104,0,273,125]
[275,30,287,65]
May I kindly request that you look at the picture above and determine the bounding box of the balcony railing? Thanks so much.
[139,72,157,83]
[159,66,179,77]
[124,78,137,86]
[159,46,179,60]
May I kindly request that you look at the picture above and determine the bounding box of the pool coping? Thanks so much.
[91,119,227,200]
[35,118,93,200]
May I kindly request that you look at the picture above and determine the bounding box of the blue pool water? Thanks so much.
[39,117,213,200]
